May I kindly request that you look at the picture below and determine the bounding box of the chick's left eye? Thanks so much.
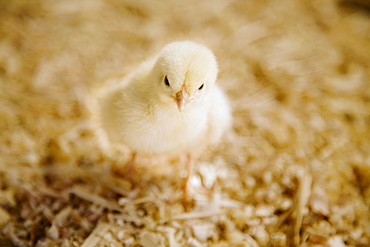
[198,83,204,90]
[164,76,170,86]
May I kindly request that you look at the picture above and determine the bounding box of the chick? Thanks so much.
[99,41,232,204]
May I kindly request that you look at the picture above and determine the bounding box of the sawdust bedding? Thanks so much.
[0,0,370,246]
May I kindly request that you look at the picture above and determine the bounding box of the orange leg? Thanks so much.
[183,153,194,209]
[125,152,137,183]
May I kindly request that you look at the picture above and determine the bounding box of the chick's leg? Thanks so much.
[114,151,136,186]
[183,153,194,207]
[124,152,137,182]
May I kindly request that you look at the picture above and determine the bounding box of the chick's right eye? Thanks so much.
[164,76,170,86]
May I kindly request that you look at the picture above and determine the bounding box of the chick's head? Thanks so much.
[153,41,218,112]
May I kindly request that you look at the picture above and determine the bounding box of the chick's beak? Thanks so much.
[175,87,191,112]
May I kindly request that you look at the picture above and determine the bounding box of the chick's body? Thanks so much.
[100,41,231,159]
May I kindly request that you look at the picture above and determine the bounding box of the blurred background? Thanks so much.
[0,0,369,246]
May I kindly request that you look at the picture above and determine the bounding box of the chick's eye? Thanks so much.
[164,76,170,87]
[198,83,204,90]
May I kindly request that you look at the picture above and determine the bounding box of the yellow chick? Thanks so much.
[99,41,232,204]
